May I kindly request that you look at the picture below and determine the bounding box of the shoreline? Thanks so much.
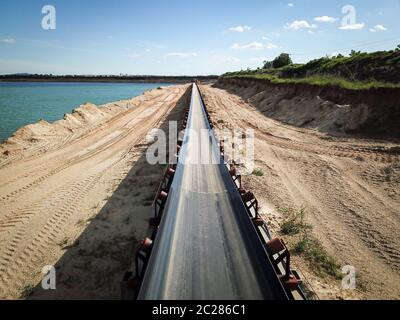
[0,82,183,144]
[0,85,176,157]
[0,79,186,83]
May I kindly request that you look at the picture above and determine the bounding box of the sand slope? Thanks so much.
[0,84,189,299]
[200,84,400,300]
[216,78,400,138]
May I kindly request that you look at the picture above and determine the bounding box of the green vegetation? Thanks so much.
[252,168,264,177]
[280,207,311,235]
[269,53,293,69]
[223,47,400,90]
[230,73,399,90]
[293,236,342,279]
[279,207,341,279]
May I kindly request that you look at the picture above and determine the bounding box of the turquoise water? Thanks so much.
[0,82,175,142]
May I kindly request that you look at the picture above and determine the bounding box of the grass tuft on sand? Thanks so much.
[279,207,341,279]
[280,207,311,235]
[252,168,264,177]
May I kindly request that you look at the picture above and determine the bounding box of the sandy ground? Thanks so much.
[0,84,190,299]
[200,84,400,300]
[1,81,398,300]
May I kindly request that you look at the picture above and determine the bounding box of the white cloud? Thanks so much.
[284,20,317,30]
[232,42,279,50]
[232,42,263,50]
[1,38,16,44]
[339,23,365,30]
[375,24,387,31]
[369,24,387,32]
[265,43,279,49]
[228,25,252,33]
[314,16,337,23]
[166,52,197,58]
[261,36,269,40]
[288,3,294,7]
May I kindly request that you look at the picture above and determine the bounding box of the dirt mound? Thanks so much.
[215,78,400,139]
[0,86,171,164]
[0,101,131,163]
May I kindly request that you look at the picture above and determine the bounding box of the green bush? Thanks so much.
[293,236,342,279]
[272,53,293,68]
[279,207,341,279]
[280,207,311,235]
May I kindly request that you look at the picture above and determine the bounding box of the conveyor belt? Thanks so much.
[138,84,288,300]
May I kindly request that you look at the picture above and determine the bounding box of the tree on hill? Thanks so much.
[350,50,363,57]
[263,60,273,69]
[272,53,292,68]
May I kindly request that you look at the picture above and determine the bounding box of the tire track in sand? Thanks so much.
[0,86,188,298]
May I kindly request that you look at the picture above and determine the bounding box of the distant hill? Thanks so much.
[0,74,219,83]
[6,73,33,77]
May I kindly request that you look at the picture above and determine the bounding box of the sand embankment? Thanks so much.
[215,77,400,139]
[0,84,190,299]
[0,91,155,165]
[200,83,400,300]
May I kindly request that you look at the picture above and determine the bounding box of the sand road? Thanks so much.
[0,84,189,299]
[200,84,400,300]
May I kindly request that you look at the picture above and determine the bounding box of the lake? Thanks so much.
[0,82,176,142]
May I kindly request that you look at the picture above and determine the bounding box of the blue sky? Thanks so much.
[0,0,399,75]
